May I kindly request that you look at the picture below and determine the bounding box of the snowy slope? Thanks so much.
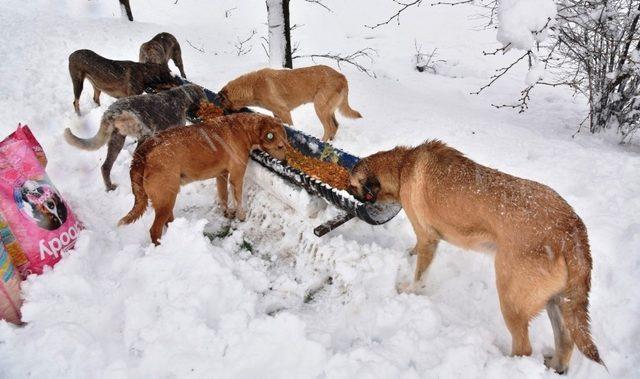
[0,0,638,378]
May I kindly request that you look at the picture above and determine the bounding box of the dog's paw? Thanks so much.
[236,209,246,222]
[544,354,568,375]
[224,208,235,219]
[396,282,420,294]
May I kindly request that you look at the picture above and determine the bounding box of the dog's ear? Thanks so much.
[363,175,381,202]
[218,88,228,101]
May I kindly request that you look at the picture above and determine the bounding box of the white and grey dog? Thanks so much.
[64,84,207,191]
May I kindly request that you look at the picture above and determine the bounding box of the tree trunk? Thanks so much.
[266,0,292,68]
[283,0,292,68]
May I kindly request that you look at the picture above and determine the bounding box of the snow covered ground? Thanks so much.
[0,0,638,378]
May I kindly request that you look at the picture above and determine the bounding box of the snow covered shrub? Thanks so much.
[491,0,640,142]
[550,0,640,141]
[375,0,640,141]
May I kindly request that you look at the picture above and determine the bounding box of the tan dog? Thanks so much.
[118,114,289,245]
[348,141,603,374]
[219,65,362,141]
[68,49,178,115]
[139,32,186,78]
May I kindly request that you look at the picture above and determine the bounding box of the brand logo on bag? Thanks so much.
[14,179,68,231]
[38,221,80,260]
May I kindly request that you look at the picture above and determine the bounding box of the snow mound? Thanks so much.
[497,0,556,51]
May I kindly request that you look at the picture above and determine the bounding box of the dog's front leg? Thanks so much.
[216,174,232,218]
[228,167,246,221]
[272,107,293,126]
[413,238,439,283]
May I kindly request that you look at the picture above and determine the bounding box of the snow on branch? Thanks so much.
[496,0,556,51]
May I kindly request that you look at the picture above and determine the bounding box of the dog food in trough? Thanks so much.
[284,147,350,190]
[177,78,402,233]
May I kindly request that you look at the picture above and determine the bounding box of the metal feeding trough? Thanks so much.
[177,79,402,236]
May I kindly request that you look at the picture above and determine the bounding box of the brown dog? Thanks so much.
[348,141,603,374]
[118,113,289,245]
[219,65,362,141]
[139,32,186,78]
[68,49,178,115]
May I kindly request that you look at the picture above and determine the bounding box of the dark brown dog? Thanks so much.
[118,113,289,245]
[119,0,133,21]
[348,141,604,374]
[64,84,207,191]
[68,49,178,115]
[139,32,186,78]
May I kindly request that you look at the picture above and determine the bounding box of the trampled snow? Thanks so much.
[0,1,638,378]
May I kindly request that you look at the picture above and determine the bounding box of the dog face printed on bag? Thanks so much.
[14,180,68,231]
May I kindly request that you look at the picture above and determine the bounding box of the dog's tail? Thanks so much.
[338,88,363,119]
[64,118,114,151]
[559,222,605,367]
[118,147,149,226]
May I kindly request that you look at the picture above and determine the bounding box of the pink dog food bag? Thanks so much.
[1,124,47,168]
[0,129,81,277]
[0,239,22,324]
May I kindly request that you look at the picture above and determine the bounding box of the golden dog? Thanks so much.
[219,65,362,141]
[119,113,288,245]
[348,140,603,374]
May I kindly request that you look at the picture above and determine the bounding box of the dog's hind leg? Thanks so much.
[314,102,338,141]
[70,69,84,115]
[495,248,564,358]
[92,85,101,106]
[101,133,126,191]
[544,295,574,374]
[146,177,179,245]
[315,89,342,141]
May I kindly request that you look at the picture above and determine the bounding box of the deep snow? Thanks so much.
[0,0,638,378]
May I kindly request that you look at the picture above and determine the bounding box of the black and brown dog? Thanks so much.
[68,49,178,115]
[139,32,186,79]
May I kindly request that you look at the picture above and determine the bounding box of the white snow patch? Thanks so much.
[497,0,556,51]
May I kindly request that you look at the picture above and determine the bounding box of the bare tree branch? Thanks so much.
[365,0,423,29]
[234,30,257,56]
[294,48,377,77]
[471,51,530,95]
[304,0,332,12]
[224,7,237,18]
[186,40,205,53]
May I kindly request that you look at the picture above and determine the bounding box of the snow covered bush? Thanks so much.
[375,0,640,142]
[551,0,640,141]
[493,0,640,141]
